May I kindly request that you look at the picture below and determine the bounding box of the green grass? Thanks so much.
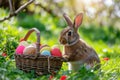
[0,9,120,80]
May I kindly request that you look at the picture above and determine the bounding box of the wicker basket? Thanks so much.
[14,28,63,75]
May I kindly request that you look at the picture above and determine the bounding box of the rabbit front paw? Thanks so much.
[63,55,69,61]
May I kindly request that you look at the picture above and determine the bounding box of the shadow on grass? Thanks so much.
[59,66,100,80]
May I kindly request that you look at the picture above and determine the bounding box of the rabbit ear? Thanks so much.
[63,13,73,26]
[74,13,83,30]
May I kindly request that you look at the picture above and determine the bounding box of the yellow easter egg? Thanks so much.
[40,46,51,53]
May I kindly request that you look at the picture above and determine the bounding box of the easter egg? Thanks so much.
[31,43,42,49]
[40,46,51,52]
[41,50,51,56]
[23,45,36,55]
[31,43,37,48]
[19,41,29,47]
[16,45,25,55]
[51,47,62,57]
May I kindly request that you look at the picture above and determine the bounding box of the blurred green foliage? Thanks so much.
[0,5,120,80]
[0,27,19,61]
[80,25,120,45]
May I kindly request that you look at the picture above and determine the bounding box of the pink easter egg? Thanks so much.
[16,45,25,55]
[51,47,62,57]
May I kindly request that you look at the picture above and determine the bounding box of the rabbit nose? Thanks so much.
[60,38,67,44]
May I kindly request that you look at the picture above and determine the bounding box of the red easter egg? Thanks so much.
[51,47,62,57]
[16,45,25,55]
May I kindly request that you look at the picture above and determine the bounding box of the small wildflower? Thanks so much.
[49,75,53,80]
[103,57,109,61]
[60,75,67,80]
[2,53,7,57]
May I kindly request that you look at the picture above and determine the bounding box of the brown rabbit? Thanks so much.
[59,13,100,71]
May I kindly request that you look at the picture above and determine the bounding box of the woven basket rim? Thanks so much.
[14,53,64,60]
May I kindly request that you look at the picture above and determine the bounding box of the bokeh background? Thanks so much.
[0,0,120,79]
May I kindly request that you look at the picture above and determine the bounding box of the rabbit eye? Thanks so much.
[68,30,72,36]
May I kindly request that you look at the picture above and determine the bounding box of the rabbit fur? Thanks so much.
[59,13,100,71]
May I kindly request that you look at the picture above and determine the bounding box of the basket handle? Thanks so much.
[22,28,40,54]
